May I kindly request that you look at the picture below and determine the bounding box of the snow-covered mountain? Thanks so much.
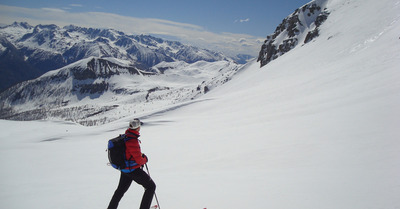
[257,0,329,67]
[0,22,246,91]
[0,56,240,125]
[0,22,246,125]
[0,0,399,209]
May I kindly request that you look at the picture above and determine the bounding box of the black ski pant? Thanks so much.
[108,168,156,209]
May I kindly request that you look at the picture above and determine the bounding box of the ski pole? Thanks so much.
[145,164,161,209]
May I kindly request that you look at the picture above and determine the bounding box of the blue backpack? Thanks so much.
[107,134,129,170]
[107,134,138,171]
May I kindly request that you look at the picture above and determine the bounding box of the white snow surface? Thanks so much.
[1,0,400,208]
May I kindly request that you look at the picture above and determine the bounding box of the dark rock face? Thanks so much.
[72,58,142,80]
[257,2,330,68]
[78,81,109,94]
[0,37,42,91]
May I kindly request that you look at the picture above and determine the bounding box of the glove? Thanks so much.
[142,153,148,162]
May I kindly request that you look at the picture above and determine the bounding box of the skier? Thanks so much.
[107,118,156,209]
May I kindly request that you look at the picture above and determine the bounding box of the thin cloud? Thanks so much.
[69,4,83,7]
[41,8,66,13]
[63,4,83,11]
[0,5,261,56]
[235,18,250,23]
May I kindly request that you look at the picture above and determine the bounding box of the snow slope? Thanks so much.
[1,0,400,208]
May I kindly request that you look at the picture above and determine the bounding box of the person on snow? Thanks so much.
[108,118,156,209]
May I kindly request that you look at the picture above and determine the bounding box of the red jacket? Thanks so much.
[124,129,148,170]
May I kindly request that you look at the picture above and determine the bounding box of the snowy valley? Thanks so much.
[0,22,244,125]
[0,0,400,209]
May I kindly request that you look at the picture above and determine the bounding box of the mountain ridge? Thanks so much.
[0,22,250,91]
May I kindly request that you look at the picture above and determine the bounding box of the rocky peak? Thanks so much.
[257,0,330,67]
[9,22,33,29]
[69,57,154,80]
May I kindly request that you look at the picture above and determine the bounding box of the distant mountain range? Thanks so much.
[0,22,251,91]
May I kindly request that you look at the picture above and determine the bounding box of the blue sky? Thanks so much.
[0,0,311,56]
